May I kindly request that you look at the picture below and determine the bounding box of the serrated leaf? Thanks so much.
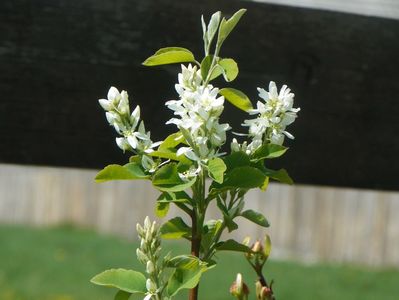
[95,163,149,183]
[91,269,146,294]
[264,168,293,185]
[160,217,191,239]
[252,144,288,161]
[114,290,131,300]
[142,47,195,66]
[216,239,252,253]
[241,209,270,227]
[152,163,196,192]
[207,158,226,184]
[219,58,238,82]
[217,9,247,47]
[219,88,253,112]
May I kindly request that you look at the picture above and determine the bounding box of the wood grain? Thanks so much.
[0,0,398,190]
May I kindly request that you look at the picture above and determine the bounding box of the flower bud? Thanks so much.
[98,99,112,111]
[136,248,147,262]
[256,281,273,300]
[230,273,249,299]
[146,261,155,274]
[252,241,262,253]
[146,279,157,293]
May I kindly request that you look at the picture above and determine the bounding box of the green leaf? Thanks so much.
[142,47,195,66]
[216,239,252,253]
[167,259,207,297]
[223,151,251,171]
[95,163,149,183]
[220,166,266,189]
[159,132,186,150]
[252,144,288,161]
[219,88,253,112]
[217,9,247,48]
[264,234,272,259]
[149,149,179,161]
[157,191,192,204]
[206,11,221,51]
[241,209,270,227]
[201,219,223,250]
[155,201,170,218]
[160,217,191,239]
[167,255,203,269]
[207,158,226,184]
[264,168,293,185]
[91,269,146,294]
[114,290,131,300]
[219,58,238,82]
[152,163,196,192]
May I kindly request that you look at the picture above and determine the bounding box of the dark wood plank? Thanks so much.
[0,0,398,190]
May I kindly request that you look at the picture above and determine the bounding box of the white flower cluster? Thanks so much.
[232,81,300,154]
[99,87,160,154]
[99,87,161,172]
[166,64,230,166]
[136,217,168,300]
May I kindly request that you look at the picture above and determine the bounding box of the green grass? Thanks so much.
[0,224,398,300]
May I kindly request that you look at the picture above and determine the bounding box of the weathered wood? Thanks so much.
[0,0,399,190]
[255,0,399,20]
[1,163,399,267]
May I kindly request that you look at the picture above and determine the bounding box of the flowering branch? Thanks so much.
[92,8,300,300]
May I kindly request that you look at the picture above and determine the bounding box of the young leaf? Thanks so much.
[223,151,251,171]
[219,58,238,82]
[159,132,186,150]
[201,219,223,250]
[219,88,253,112]
[95,163,149,183]
[167,262,207,297]
[142,47,195,66]
[241,209,270,227]
[217,9,247,48]
[216,239,252,253]
[252,144,288,161]
[114,290,131,300]
[207,11,222,49]
[207,157,226,183]
[167,255,204,269]
[264,234,272,259]
[91,269,146,294]
[263,168,293,185]
[152,163,196,192]
[155,201,170,218]
[160,217,191,239]
[220,166,266,189]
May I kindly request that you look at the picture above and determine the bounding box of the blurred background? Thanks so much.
[1,0,399,299]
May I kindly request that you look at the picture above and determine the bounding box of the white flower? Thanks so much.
[99,87,160,157]
[166,67,230,162]
[175,64,202,94]
[243,81,300,148]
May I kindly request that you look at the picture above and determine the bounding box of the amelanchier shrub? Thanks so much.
[91,9,300,300]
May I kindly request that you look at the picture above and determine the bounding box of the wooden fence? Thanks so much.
[1,163,398,267]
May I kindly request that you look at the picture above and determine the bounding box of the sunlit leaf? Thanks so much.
[219,88,253,112]
[91,269,146,294]
[143,47,195,66]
